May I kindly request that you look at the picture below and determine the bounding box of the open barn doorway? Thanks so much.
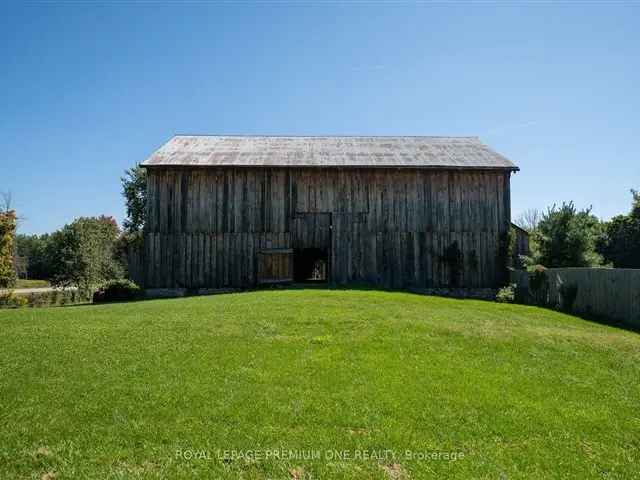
[294,248,328,283]
[292,212,332,284]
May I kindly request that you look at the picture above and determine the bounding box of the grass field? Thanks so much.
[14,279,50,289]
[1,290,639,479]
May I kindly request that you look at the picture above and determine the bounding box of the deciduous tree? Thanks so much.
[0,209,17,288]
[49,216,123,291]
[596,190,640,268]
[535,202,603,268]
[121,165,147,234]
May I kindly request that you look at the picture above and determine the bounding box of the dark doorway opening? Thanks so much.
[294,248,328,282]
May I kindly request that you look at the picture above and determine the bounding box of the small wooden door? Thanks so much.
[256,249,294,284]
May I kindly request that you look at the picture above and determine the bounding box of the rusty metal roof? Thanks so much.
[141,135,518,170]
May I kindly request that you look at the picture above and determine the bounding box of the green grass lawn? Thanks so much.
[14,279,50,289]
[1,290,639,479]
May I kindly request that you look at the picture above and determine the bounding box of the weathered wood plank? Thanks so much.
[144,167,512,289]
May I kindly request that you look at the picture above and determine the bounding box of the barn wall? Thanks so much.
[143,167,512,289]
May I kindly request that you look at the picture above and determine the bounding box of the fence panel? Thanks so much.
[511,267,640,328]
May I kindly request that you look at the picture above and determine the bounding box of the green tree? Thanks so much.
[0,210,17,288]
[596,190,640,268]
[15,233,54,280]
[534,202,603,268]
[121,165,147,234]
[49,216,124,291]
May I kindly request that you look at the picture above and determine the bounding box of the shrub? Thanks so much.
[0,291,28,308]
[527,265,549,305]
[528,265,547,290]
[0,289,92,309]
[28,289,91,308]
[93,279,142,303]
[496,284,516,303]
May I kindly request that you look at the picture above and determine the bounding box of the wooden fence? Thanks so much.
[511,268,640,328]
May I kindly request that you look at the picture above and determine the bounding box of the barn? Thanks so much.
[140,135,519,290]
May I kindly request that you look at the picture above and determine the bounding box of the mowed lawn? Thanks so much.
[1,291,639,479]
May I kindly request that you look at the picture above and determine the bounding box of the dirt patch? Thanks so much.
[289,466,305,479]
[41,472,56,480]
[380,463,409,480]
[36,446,52,457]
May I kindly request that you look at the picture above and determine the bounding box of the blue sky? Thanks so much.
[2,3,638,234]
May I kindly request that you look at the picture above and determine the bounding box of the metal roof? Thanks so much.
[141,135,518,170]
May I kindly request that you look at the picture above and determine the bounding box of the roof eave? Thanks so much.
[141,163,519,171]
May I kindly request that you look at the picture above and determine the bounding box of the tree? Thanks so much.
[48,216,124,291]
[121,165,147,234]
[534,202,603,268]
[514,208,541,232]
[596,190,640,268]
[15,233,54,280]
[1,191,26,229]
[0,209,17,288]
[1,191,12,212]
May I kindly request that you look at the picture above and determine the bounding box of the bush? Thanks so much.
[0,288,92,309]
[528,265,547,289]
[0,291,28,308]
[28,289,91,308]
[93,279,142,303]
[496,284,516,303]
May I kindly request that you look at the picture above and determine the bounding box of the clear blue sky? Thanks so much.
[2,3,638,235]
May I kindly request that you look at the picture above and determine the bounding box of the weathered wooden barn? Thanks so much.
[140,135,519,289]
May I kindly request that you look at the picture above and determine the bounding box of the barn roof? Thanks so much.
[141,135,518,171]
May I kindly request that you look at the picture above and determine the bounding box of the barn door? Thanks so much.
[256,249,294,285]
[292,213,331,282]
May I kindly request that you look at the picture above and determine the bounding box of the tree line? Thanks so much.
[1,166,147,290]
[515,190,640,269]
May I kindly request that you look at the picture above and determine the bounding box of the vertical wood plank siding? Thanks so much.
[143,167,512,288]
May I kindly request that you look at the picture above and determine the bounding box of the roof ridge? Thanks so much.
[172,134,481,139]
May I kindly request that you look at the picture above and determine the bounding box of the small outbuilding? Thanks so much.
[511,222,531,267]
[140,135,519,289]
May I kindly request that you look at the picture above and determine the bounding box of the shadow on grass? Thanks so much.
[53,284,640,335]
[523,303,640,335]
